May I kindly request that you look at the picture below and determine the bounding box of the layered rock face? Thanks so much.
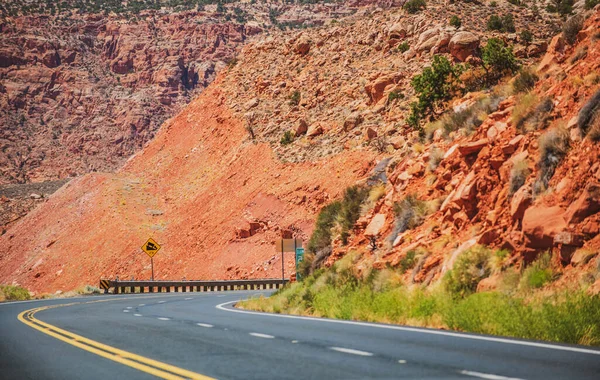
[0,11,259,185]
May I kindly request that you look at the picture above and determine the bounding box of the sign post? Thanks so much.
[141,238,161,281]
[275,238,303,287]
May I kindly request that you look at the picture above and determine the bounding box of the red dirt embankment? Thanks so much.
[0,78,376,294]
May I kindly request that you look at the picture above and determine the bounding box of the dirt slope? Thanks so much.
[0,79,375,294]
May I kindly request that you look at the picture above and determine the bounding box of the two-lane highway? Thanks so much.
[1,292,599,379]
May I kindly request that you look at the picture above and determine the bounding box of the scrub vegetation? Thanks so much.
[0,285,31,302]
[240,249,600,346]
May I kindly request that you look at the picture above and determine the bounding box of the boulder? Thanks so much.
[343,112,363,131]
[458,138,488,156]
[564,182,600,224]
[293,35,311,55]
[306,123,324,137]
[295,119,308,136]
[365,127,378,140]
[571,250,598,267]
[510,185,532,222]
[477,274,501,292]
[364,214,386,237]
[388,23,407,40]
[364,73,401,104]
[449,32,480,62]
[522,206,566,248]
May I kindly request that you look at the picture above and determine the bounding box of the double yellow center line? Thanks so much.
[18,299,215,380]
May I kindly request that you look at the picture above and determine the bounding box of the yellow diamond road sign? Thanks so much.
[142,238,161,258]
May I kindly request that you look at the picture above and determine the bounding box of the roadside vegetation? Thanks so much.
[0,285,31,302]
[240,249,600,346]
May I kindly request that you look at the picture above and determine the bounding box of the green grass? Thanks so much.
[239,252,600,346]
[0,285,31,302]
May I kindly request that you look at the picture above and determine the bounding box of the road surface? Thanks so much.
[1,291,599,379]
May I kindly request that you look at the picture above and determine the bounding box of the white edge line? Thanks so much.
[460,370,524,380]
[249,332,275,339]
[216,301,600,356]
[330,346,373,356]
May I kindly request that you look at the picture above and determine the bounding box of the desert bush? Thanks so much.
[338,186,370,244]
[396,41,410,53]
[547,0,574,15]
[482,38,519,79]
[289,90,301,106]
[449,15,462,28]
[392,195,429,234]
[563,15,583,45]
[586,0,600,9]
[512,95,554,132]
[0,285,31,301]
[444,246,492,298]
[399,250,419,273]
[513,68,538,93]
[409,55,464,130]
[361,183,386,215]
[403,0,426,13]
[519,30,534,44]
[428,147,444,171]
[534,126,570,195]
[307,201,342,254]
[280,130,294,145]
[578,90,600,141]
[388,90,403,102]
[520,253,554,290]
[486,14,515,33]
[509,159,530,195]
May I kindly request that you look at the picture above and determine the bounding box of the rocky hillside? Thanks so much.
[0,0,393,232]
[0,1,596,294]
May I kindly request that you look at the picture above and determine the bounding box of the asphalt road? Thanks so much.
[1,291,599,380]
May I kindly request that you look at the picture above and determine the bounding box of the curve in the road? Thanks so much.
[18,297,214,380]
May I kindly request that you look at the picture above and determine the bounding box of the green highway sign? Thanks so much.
[295,248,305,281]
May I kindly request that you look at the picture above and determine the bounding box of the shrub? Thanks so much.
[509,159,530,195]
[534,126,570,195]
[428,147,444,171]
[487,14,515,33]
[482,38,519,77]
[586,0,600,9]
[388,195,431,244]
[578,89,600,140]
[520,253,554,290]
[449,15,462,29]
[0,285,31,301]
[563,15,583,45]
[396,41,410,53]
[512,95,554,132]
[399,250,418,273]
[388,91,403,102]
[519,30,534,44]
[307,201,342,254]
[546,0,574,15]
[289,90,301,106]
[512,68,539,93]
[489,0,497,6]
[513,68,538,93]
[403,0,426,14]
[409,55,464,129]
[280,130,294,145]
[444,246,492,298]
[338,186,370,244]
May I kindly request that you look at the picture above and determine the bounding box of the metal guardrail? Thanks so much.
[99,279,289,294]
